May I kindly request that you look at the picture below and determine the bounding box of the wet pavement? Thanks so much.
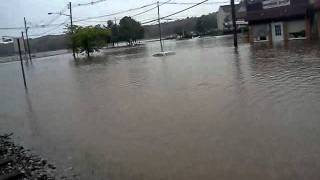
[1,36,320,180]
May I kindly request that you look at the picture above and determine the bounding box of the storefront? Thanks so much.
[246,0,310,43]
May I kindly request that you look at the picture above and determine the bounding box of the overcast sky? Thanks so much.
[0,0,231,38]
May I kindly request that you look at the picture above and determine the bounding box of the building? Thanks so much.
[217,0,247,31]
[246,0,311,43]
[310,0,320,37]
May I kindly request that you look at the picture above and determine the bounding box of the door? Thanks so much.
[271,22,284,42]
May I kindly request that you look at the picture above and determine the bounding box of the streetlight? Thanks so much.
[48,12,70,16]
[48,2,75,59]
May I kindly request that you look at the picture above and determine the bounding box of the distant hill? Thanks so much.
[144,13,218,39]
[0,34,70,57]
[0,13,217,57]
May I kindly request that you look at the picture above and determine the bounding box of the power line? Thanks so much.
[142,16,184,23]
[43,8,68,26]
[76,20,108,23]
[29,25,65,38]
[27,6,69,29]
[27,22,69,29]
[74,0,108,8]
[73,0,173,26]
[0,0,239,31]
[0,27,25,30]
[0,24,66,30]
[131,0,172,18]
[73,2,157,22]
[29,19,69,37]
[141,0,210,25]
[161,1,238,5]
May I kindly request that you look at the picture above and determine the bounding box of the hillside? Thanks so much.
[0,34,70,57]
[144,13,218,39]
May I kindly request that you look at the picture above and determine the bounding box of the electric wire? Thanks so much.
[0,0,237,36]
[73,2,157,22]
[74,0,108,8]
[29,19,69,37]
[141,0,210,25]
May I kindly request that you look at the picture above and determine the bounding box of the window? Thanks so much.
[259,36,267,41]
[275,25,282,36]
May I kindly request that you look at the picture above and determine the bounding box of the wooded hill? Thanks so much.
[0,34,69,57]
[144,12,218,39]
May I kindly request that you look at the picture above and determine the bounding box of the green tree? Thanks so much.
[196,18,205,34]
[174,26,184,36]
[72,25,111,57]
[105,20,120,47]
[107,20,114,28]
[196,13,218,34]
[110,24,120,46]
[119,16,144,45]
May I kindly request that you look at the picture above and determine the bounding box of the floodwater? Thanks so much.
[1,36,320,180]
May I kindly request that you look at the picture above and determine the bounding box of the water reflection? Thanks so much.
[24,89,41,137]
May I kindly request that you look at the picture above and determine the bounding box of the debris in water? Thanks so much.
[153,51,176,57]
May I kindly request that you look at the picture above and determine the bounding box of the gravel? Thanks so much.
[0,133,57,180]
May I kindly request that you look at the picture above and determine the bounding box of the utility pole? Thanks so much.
[231,0,238,48]
[69,2,76,58]
[157,1,164,52]
[24,17,32,61]
[17,38,27,88]
[21,32,28,61]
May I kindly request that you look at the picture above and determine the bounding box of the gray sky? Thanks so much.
[0,0,231,38]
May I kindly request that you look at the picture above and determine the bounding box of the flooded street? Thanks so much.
[1,36,320,180]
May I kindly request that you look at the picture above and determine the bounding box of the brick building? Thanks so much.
[246,0,311,43]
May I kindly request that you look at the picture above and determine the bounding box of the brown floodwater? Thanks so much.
[1,36,320,180]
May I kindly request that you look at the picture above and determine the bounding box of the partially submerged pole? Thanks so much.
[69,2,76,59]
[157,1,164,52]
[17,38,27,88]
[24,17,32,61]
[231,0,238,48]
[21,32,28,61]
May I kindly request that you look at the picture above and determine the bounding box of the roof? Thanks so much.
[311,0,320,9]
[246,0,309,23]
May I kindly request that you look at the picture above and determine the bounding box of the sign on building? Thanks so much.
[13,38,25,53]
[263,0,290,9]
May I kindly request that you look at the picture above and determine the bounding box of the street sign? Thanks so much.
[263,0,290,9]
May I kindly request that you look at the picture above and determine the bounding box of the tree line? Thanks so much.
[144,13,218,39]
[0,13,218,58]
[69,16,144,57]
[70,13,218,57]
